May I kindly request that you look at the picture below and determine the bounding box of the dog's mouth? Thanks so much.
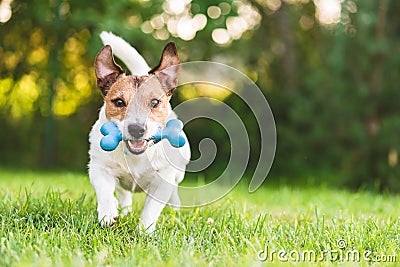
[125,140,149,155]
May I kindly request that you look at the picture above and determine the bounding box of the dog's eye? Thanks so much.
[150,99,160,108]
[112,98,126,108]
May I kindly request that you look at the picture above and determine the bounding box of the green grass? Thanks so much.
[0,168,399,266]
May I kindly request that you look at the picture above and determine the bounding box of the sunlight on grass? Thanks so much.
[0,169,92,199]
[0,169,399,266]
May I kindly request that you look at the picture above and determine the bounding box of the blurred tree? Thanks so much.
[0,0,399,191]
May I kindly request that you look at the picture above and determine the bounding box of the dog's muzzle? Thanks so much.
[125,139,149,155]
[124,123,149,154]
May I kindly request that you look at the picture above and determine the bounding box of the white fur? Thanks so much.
[99,31,151,75]
[89,33,190,232]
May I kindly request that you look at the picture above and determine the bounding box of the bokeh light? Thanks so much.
[212,28,230,45]
[207,6,221,19]
[314,0,342,25]
[140,1,261,45]
[266,0,282,11]
[0,0,13,23]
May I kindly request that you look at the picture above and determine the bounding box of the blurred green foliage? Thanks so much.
[0,0,399,191]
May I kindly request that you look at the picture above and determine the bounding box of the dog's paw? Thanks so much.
[99,214,118,228]
[138,221,156,234]
[98,200,119,228]
[120,206,132,217]
[167,191,181,211]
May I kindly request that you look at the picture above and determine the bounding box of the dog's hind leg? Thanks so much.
[139,171,176,233]
[167,186,180,211]
[116,184,132,217]
[167,169,185,210]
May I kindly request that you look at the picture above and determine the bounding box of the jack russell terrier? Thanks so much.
[88,32,190,232]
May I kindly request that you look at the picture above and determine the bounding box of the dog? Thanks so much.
[88,32,190,232]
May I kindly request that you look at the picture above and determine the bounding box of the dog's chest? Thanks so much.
[109,144,167,192]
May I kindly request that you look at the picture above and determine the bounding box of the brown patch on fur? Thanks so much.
[148,94,171,125]
[136,76,171,125]
[149,42,180,95]
[94,45,124,95]
[95,42,180,125]
[103,75,170,125]
[104,75,134,121]
[149,42,179,74]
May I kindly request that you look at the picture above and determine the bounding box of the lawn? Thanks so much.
[0,168,398,266]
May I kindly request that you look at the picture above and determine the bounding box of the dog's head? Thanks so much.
[94,42,180,155]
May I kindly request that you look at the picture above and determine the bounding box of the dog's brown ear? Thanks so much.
[94,45,124,95]
[149,42,180,95]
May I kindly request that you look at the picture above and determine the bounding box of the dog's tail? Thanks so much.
[99,31,151,75]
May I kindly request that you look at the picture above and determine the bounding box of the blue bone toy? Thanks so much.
[100,119,186,151]
[100,122,123,151]
[151,119,186,148]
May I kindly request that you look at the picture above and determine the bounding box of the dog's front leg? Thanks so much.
[140,173,176,233]
[89,165,118,227]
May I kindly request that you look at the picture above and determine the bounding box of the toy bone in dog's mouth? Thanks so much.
[100,119,186,152]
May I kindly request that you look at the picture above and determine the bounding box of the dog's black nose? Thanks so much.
[128,124,146,139]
